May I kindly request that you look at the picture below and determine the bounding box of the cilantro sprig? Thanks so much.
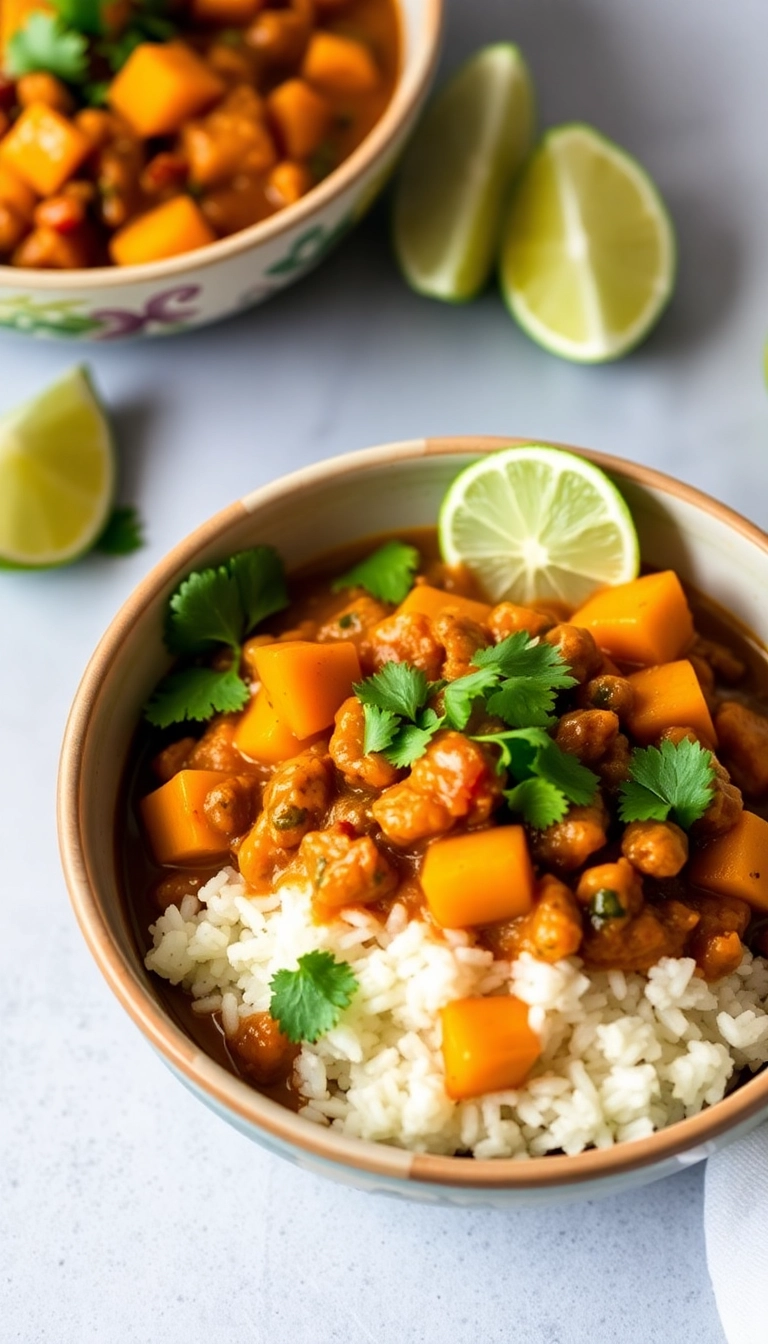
[95,504,144,556]
[332,540,420,605]
[473,725,599,829]
[144,546,288,729]
[7,11,89,82]
[269,951,358,1044]
[7,0,178,100]
[355,662,444,768]
[618,738,716,830]
[351,629,578,776]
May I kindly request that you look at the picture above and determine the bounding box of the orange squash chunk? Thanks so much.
[110,195,216,266]
[689,811,768,913]
[626,660,717,746]
[234,688,321,764]
[0,103,89,196]
[252,640,361,739]
[397,584,492,626]
[422,826,534,928]
[108,42,224,138]
[301,32,380,95]
[571,571,694,667]
[441,996,541,1100]
[266,78,331,159]
[140,769,229,866]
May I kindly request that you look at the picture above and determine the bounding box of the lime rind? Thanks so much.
[499,123,676,364]
[393,43,536,303]
[0,365,115,569]
[438,444,640,606]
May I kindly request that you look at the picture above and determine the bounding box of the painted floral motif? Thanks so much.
[0,285,202,340]
[266,216,352,277]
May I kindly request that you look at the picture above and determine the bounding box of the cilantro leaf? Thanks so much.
[618,739,716,830]
[535,738,599,807]
[486,679,558,728]
[229,546,289,634]
[166,565,245,655]
[95,505,144,555]
[354,661,429,721]
[442,667,499,730]
[164,546,287,656]
[472,633,576,729]
[332,540,420,604]
[7,12,88,81]
[504,778,570,830]
[386,721,439,768]
[362,703,399,755]
[144,667,248,728]
[269,951,358,1044]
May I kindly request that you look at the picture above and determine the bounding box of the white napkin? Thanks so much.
[704,1123,768,1343]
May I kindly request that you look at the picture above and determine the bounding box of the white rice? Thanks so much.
[146,866,768,1158]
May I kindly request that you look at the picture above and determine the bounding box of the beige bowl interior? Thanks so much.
[59,436,768,1192]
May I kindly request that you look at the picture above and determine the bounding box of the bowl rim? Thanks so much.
[59,435,768,1189]
[0,0,443,292]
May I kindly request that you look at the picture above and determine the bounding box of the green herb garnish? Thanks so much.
[7,11,89,82]
[446,632,577,730]
[354,662,442,767]
[144,546,288,728]
[269,951,359,1044]
[95,504,144,555]
[473,725,599,829]
[332,540,420,605]
[617,738,716,830]
[588,888,625,928]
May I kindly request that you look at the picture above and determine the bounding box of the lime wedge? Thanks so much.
[438,444,640,606]
[499,124,675,362]
[0,366,115,568]
[393,44,535,302]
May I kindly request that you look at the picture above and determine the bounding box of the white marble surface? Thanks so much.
[4,0,767,1337]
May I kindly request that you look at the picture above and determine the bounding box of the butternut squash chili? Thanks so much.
[0,0,399,268]
[134,530,768,1093]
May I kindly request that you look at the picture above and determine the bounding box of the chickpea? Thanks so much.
[577,674,634,720]
[204,775,259,837]
[17,72,74,114]
[12,225,93,269]
[266,159,313,207]
[621,819,688,878]
[365,612,444,680]
[690,758,743,840]
[554,709,619,763]
[0,202,27,255]
[329,696,399,791]
[530,798,609,872]
[714,700,768,797]
[246,9,309,63]
[543,624,602,683]
[74,108,118,151]
[597,733,632,790]
[151,736,196,783]
[488,602,550,641]
[433,611,490,681]
[576,857,644,920]
[34,194,87,234]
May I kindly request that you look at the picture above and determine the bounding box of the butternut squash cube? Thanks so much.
[234,688,322,764]
[301,31,380,95]
[266,78,331,159]
[689,811,768,913]
[252,640,361,739]
[140,769,230,866]
[571,570,695,667]
[109,195,216,266]
[0,103,89,196]
[422,826,535,928]
[397,584,492,626]
[626,660,717,747]
[108,42,225,138]
[441,996,541,1100]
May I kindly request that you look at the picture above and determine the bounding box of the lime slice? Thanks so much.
[393,44,535,302]
[499,124,675,362]
[438,444,640,606]
[0,366,115,569]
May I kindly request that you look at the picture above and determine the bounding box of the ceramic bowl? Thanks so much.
[58,436,768,1206]
[0,0,441,342]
